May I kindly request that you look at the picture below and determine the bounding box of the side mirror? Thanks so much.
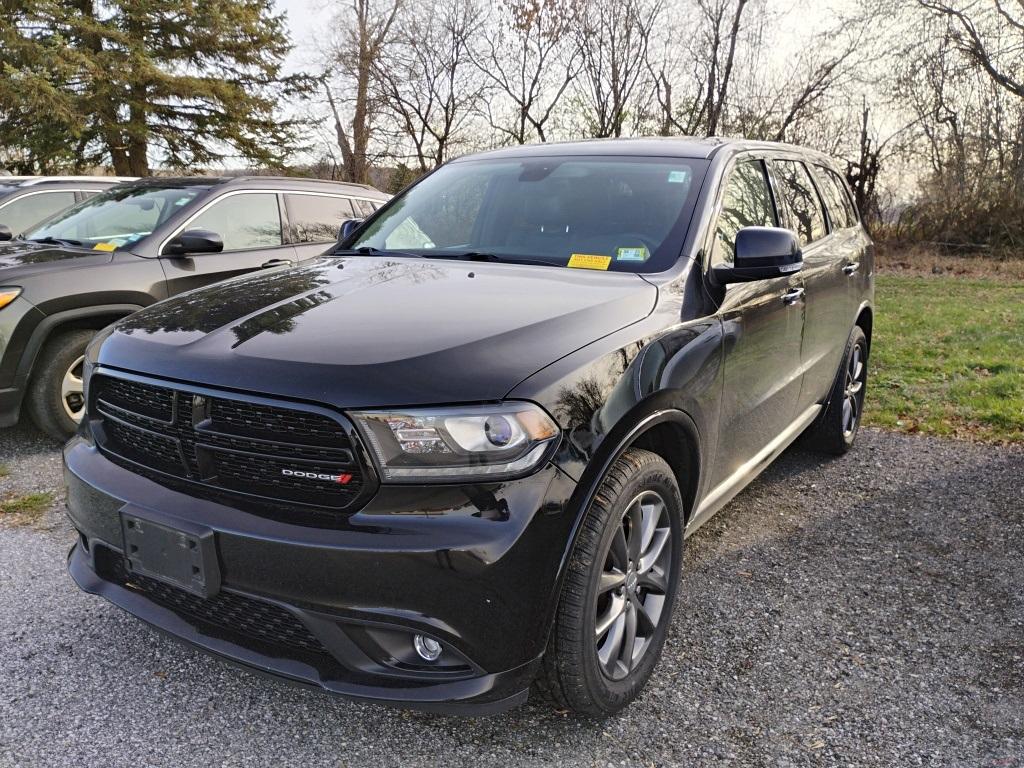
[0,224,12,242]
[338,218,364,244]
[163,229,224,257]
[713,226,802,284]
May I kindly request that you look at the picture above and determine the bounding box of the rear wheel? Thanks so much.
[805,325,868,455]
[536,448,683,716]
[25,328,95,441]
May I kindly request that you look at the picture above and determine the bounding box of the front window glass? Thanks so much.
[0,191,76,235]
[712,160,777,265]
[187,193,283,251]
[23,186,202,248]
[285,193,355,243]
[349,156,708,273]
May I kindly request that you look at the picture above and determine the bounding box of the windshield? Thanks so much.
[349,156,708,273]
[22,185,203,248]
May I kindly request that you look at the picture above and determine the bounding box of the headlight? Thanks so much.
[0,287,21,311]
[350,402,559,482]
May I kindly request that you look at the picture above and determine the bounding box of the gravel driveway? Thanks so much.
[1,425,1021,767]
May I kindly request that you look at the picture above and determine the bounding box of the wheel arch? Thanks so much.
[855,302,873,352]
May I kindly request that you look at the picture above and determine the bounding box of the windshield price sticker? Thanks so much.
[568,253,612,270]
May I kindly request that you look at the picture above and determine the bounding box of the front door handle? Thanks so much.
[842,261,860,276]
[782,287,805,306]
[261,258,293,269]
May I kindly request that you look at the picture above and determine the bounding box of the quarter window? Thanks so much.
[774,160,826,246]
[0,191,76,235]
[712,160,777,265]
[187,193,283,251]
[816,167,858,228]
[285,194,355,243]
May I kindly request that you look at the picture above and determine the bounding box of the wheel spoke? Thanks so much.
[595,593,626,638]
[626,500,643,562]
[610,526,628,569]
[842,397,853,432]
[850,346,863,381]
[638,497,661,555]
[597,613,626,675]
[848,379,863,395]
[638,566,668,594]
[599,569,626,594]
[638,528,670,575]
[635,595,663,636]
[61,368,83,399]
[621,604,638,671]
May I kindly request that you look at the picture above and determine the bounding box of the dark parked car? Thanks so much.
[0,176,389,439]
[0,176,134,238]
[64,139,873,716]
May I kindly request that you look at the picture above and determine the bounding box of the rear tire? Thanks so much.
[25,328,95,442]
[805,325,868,455]
[535,448,684,716]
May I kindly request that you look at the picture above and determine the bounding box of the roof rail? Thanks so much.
[17,176,137,186]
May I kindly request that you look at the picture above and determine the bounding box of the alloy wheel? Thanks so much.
[594,490,673,681]
[61,355,86,424]
[842,342,866,438]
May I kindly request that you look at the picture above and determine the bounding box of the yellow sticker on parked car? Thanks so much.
[93,242,117,251]
[567,254,612,270]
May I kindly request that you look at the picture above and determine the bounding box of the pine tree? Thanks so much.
[0,0,311,175]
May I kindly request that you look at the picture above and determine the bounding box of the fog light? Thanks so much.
[413,634,442,662]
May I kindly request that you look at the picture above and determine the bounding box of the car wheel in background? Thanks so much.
[25,328,95,442]
[536,448,684,716]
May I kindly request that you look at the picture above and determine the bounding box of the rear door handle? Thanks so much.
[843,261,860,276]
[261,258,293,269]
[782,287,805,305]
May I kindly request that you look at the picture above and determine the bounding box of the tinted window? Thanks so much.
[285,194,354,243]
[774,160,826,246]
[188,193,283,251]
[0,191,76,235]
[712,160,777,265]
[24,186,201,248]
[816,166,858,228]
[351,157,708,273]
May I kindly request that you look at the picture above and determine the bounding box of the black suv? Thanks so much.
[0,176,134,238]
[0,176,388,439]
[64,139,873,716]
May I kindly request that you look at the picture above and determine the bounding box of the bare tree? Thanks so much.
[374,0,486,171]
[323,0,402,184]
[917,0,1024,99]
[573,0,662,138]
[474,0,582,144]
[698,0,750,136]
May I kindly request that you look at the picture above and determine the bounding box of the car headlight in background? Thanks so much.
[350,402,560,482]
[0,287,22,310]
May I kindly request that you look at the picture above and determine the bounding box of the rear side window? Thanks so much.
[352,199,377,217]
[774,160,826,246]
[712,160,777,265]
[188,193,283,251]
[285,194,355,243]
[816,167,858,229]
[0,191,76,235]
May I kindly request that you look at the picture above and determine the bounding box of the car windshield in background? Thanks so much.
[21,186,203,249]
[350,156,709,273]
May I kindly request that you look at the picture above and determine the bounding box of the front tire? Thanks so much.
[805,325,869,455]
[25,328,95,442]
[536,448,684,716]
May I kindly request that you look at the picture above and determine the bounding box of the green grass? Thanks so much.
[0,464,8,478]
[866,275,1024,442]
[0,491,55,518]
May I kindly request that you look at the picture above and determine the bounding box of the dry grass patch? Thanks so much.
[876,243,1024,280]
[0,491,55,524]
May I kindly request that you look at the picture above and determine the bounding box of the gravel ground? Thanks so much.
[0,425,1021,767]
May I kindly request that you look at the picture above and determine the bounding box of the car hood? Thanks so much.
[98,256,657,407]
[0,240,113,278]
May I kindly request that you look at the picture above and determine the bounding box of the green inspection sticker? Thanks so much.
[667,170,690,184]
[616,246,650,262]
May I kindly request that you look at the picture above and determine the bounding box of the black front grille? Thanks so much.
[98,549,330,658]
[91,374,370,519]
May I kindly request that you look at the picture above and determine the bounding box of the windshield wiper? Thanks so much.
[28,236,85,247]
[333,245,424,260]
[427,251,557,268]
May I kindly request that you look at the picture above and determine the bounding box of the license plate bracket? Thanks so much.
[120,507,221,598]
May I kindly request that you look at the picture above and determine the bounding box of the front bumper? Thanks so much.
[64,436,579,714]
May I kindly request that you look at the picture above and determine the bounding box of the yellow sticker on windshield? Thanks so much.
[568,253,611,270]
[93,242,117,251]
